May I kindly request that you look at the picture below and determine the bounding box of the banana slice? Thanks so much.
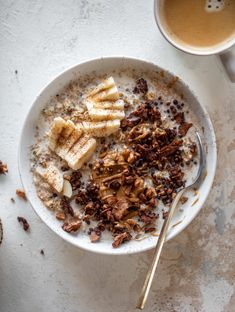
[92,86,119,102]
[88,108,125,121]
[87,77,115,98]
[36,165,64,193]
[85,99,124,111]
[85,77,125,123]
[48,117,67,151]
[55,123,83,158]
[36,165,73,198]
[65,135,97,170]
[48,118,96,170]
[82,120,120,137]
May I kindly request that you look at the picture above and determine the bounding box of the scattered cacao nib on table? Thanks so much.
[0,160,8,175]
[17,217,30,231]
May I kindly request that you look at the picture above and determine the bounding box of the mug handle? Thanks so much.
[219,48,235,82]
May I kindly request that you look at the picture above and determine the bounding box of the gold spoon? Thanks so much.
[136,131,205,309]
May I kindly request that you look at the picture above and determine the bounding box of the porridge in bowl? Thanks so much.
[31,73,197,248]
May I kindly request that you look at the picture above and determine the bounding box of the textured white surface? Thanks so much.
[0,1,235,311]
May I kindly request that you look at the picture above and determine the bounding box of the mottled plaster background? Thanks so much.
[0,1,235,311]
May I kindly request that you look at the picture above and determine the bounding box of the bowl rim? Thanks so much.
[18,56,217,255]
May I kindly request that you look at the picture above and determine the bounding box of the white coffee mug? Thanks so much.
[154,0,235,82]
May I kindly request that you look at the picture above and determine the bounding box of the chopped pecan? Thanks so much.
[159,140,182,157]
[56,211,66,220]
[178,122,192,137]
[121,116,141,130]
[174,112,185,124]
[62,218,82,233]
[84,201,96,215]
[17,217,30,231]
[139,211,158,225]
[112,232,132,248]
[112,197,129,221]
[90,230,101,243]
[16,189,27,200]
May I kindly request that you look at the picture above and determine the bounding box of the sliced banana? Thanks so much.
[65,135,97,170]
[85,99,124,111]
[36,165,73,198]
[36,165,64,193]
[87,77,115,98]
[48,117,67,151]
[56,125,83,159]
[88,108,125,121]
[82,120,120,137]
[48,118,96,170]
[91,86,119,102]
[85,77,125,122]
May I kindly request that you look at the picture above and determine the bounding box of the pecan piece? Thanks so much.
[112,198,129,221]
[174,112,185,124]
[62,218,82,233]
[159,140,182,157]
[56,211,66,220]
[16,189,27,200]
[112,232,132,248]
[178,122,192,137]
[139,211,158,225]
[90,230,101,243]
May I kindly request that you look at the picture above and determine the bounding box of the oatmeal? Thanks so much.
[31,73,197,248]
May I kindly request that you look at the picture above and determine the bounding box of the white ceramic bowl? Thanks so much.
[18,57,217,255]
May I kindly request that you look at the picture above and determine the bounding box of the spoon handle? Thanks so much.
[136,188,185,310]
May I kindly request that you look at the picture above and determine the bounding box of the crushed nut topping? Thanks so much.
[62,218,82,233]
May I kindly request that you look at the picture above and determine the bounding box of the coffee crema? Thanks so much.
[161,0,235,48]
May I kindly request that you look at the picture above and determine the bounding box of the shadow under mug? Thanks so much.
[154,0,235,82]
